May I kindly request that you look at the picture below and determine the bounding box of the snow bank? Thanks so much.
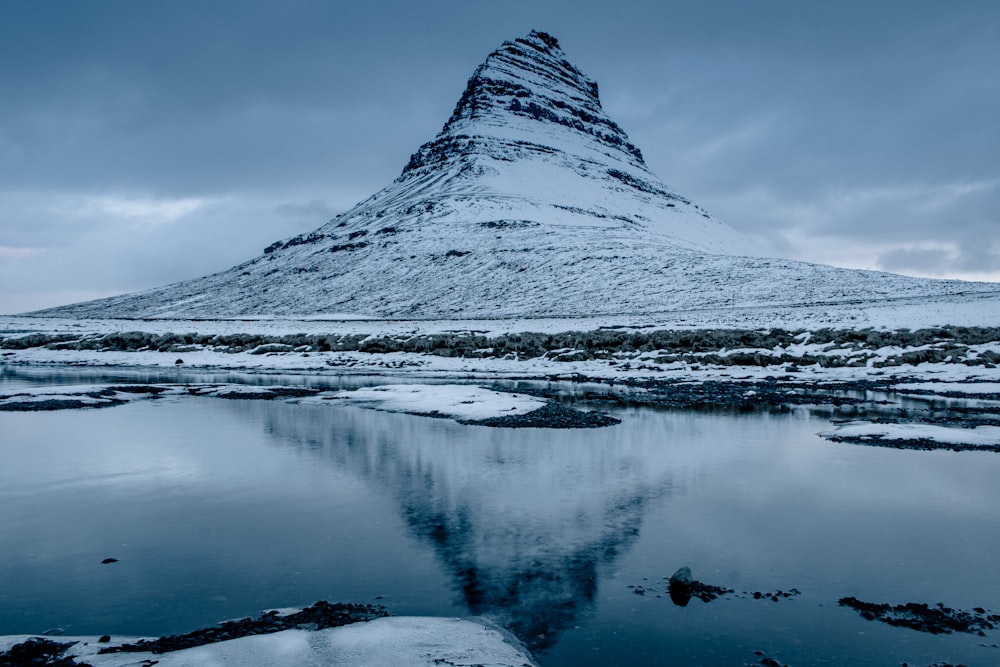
[1,617,538,667]
[820,421,1000,447]
[322,384,546,421]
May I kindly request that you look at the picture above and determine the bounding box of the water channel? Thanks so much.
[2,368,999,666]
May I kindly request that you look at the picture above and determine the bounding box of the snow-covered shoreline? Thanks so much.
[0,616,539,667]
[3,314,999,387]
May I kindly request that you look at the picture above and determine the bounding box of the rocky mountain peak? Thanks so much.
[402,30,645,178]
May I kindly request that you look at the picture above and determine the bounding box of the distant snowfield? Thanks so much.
[9,285,1000,337]
[0,617,538,667]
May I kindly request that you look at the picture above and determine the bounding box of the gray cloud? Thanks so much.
[2,0,999,313]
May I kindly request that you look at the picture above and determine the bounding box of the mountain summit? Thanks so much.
[34,31,994,319]
[405,30,645,176]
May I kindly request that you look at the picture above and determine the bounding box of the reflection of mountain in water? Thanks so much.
[240,400,684,649]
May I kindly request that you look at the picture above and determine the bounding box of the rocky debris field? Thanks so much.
[460,401,620,428]
[628,566,802,607]
[839,597,1000,636]
[4,326,1000,369]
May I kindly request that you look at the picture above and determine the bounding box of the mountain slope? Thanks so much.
[33,31,998,320]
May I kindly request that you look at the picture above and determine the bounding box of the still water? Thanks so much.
[2,370,999,666]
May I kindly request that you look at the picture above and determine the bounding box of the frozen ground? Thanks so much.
[3,310,1000,387]
[13,286,1000,335]
[0,617,538,667]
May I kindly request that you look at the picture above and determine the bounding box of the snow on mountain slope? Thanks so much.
[31,31,999,320]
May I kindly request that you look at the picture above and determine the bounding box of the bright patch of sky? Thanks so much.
[1,0,998,313]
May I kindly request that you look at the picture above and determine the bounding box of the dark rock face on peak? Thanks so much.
[403,30,643,177]
[31,31,998,320]
[445,31,602,129]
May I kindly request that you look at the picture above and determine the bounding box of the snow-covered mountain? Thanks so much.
[33,31,998,319]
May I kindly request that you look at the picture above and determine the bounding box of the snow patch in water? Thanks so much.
[320,384,547,421]
[820,421,1000,447]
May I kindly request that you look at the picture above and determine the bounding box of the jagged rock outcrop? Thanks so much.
[32,31,997,319]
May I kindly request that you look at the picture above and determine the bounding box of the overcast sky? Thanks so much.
[2,0,998,314]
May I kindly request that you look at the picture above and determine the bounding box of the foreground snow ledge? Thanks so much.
[321,384,547,421]
[5,617,538,667]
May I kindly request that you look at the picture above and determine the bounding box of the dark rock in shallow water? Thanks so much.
[669,566,692,586]
[666,566,734,606]
[839,596,1000,634]
[660,567,796,607]
[0,397,125,412]
[461,402,620,428]
[668,566,693,606]
[688,581,734,604]
[824,432,1000,453]
[212,387,321,401]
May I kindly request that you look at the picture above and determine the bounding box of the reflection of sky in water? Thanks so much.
[1,388,999,666]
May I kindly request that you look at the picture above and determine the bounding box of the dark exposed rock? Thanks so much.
[0,397,126,412]
[0,638,88,667]
[99,600,387,655]
[264,232,332,255]
[823,433,1000,453]
[461,402,619,428]
[212,387,321,400]
[839,596,1000,635]
[635,567,797,608]
[665,566,736,606]
[328,241,369,253]
[108,385,168,395]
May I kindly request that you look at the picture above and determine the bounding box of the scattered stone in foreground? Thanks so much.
[99,600,387,654]
[462,402,620,428]
[655,566,799,607]
[666,566,734,606]
[0,637,88,667]
[839,597,1000,635]
[752,651,792,667]
[745,589,801,602]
